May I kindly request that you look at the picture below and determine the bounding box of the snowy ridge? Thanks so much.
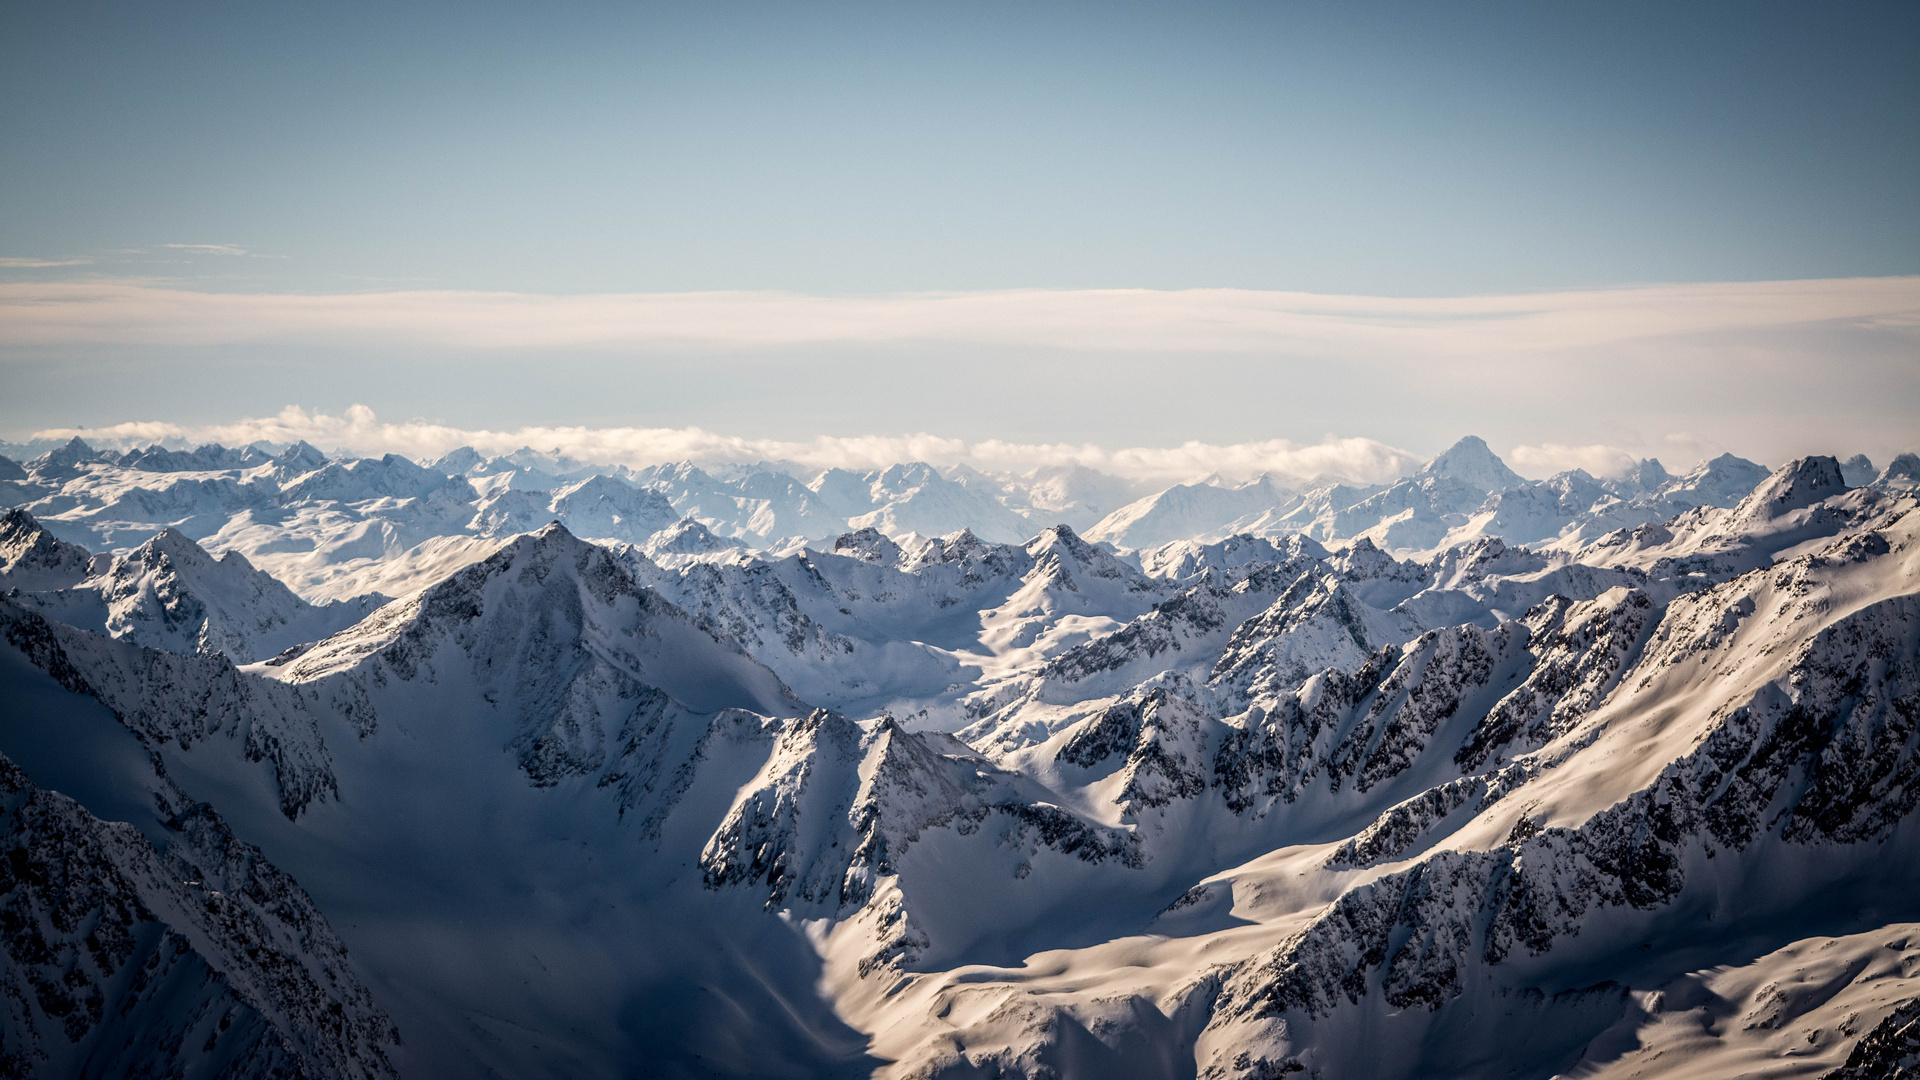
[2,442,1920,1077]
[14,519,380,662]
[17,432,1915,612]
[1085,476,1300,550]
[0,507,95,591]
[270,522,799,728]
[0,598,341,817]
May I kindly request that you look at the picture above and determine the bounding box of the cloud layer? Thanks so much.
[7,278,1914,476]
[28,405,1431,485]
[2,277,1915,353]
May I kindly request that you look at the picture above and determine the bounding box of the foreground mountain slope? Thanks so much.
[0,644,399,1080]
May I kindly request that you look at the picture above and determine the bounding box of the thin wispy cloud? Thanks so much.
[161,243,250,256]
[7,278,1914,473]
[0,257,92,268]
[28,405,1429,485]
[1,277,1914,353]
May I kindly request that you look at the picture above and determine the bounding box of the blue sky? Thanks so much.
[6,0,1917,293]
[1,1,1916,468]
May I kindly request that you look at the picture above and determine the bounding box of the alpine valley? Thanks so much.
[2,433,1919,1080]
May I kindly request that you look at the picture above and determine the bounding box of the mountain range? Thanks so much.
[2,434,1919,1078]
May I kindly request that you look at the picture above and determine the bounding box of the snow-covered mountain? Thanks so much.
[991,464,1149,534]
[1085,475,1301,549]
[6,431,1875,618]
[4,436,1920,1078]
[0,506,97,590]
[806,462,1039,543]
[9,514,379,662]
[471,473,680,543]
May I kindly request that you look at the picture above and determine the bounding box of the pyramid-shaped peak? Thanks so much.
[1700,452,1766,476]
[1417,436,1525,493]
[129,525,199,555]
[35,435,99,471]
[437,519,602,581]
[527,519,581,543]
[876,461,943,486]
[943,526,985,550]
[556,473,633,496]
[119,527,226,572]
[1734,455,1848,523]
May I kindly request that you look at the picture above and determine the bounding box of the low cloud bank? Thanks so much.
[29,405,1432,486]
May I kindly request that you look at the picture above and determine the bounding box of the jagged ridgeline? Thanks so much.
[1,437,1918,1079]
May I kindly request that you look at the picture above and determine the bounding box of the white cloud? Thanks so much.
[161,244,250,256]
[0,257,91,268]
[0,277,1913,353]
[6,279,1912,473]
[29,405,1424,485]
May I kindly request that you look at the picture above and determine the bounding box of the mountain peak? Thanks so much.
[432,445,486,475]
[138,526,219,565]
[1029,521,1087,551]
[32,435,102,474]
[279,516,797,717]
[1733,455,1849,522]
[642,516,743,557]
[1416,435,1525,492]
[0,507,95,591]
[1615,457,1671,492]
[274,440,330,473]
[1878,451,1920,488]
[1840,454,1878,486]
[832,526,904,564]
